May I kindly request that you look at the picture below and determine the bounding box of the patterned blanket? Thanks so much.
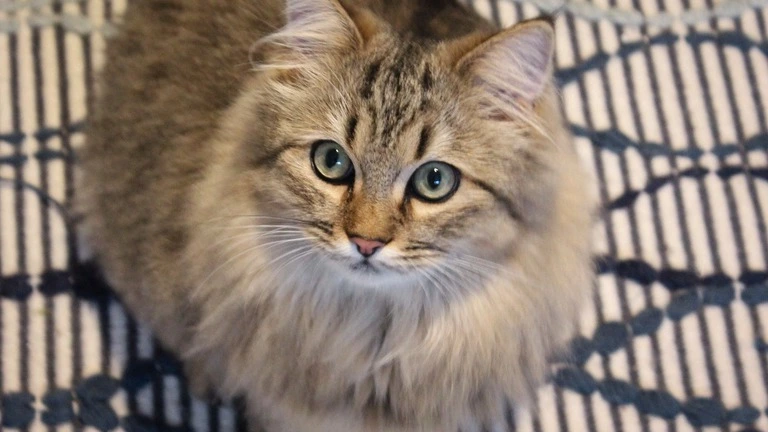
[1,0,767,430]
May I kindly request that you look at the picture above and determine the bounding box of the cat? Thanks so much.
[80,0,596,430]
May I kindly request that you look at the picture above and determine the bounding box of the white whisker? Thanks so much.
[194,243,268,297]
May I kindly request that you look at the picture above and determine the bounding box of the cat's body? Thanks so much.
[81,0,595,430]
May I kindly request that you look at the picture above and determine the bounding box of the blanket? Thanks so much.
[1,0,767,430]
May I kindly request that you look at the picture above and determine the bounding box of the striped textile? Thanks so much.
[1,0,768,430]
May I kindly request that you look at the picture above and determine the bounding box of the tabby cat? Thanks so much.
[80,0,595,430]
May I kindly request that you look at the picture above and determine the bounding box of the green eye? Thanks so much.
[410,161,460,202]
[311,140,354,183]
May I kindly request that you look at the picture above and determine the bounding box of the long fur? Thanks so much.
[80,0,596,430]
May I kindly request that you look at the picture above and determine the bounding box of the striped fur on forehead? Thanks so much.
[357,41,434,150]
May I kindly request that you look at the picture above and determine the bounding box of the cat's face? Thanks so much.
[231,1,557,292]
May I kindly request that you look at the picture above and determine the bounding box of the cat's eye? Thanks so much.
[409,161,460,202]
[311,140,354,184]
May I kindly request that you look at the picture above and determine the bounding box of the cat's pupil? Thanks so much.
[325,149,340,168]
[427,168,442,190]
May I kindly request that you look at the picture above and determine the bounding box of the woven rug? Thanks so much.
[1,0,768,430]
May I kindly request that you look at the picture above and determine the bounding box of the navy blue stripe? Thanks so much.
[153,341,167,423]
[51,9,83,432]
[488,0,502,26]
[758,8,768,41]
[10,32,32,425]
[553,387,571,432]
[127,318,139,414]
[504,398,517,432]
[79,1,96,115]
[0,85,4,395]
[530,398,543,432]
[209,404,221,432]
[11,26,30,432]
[31,11,49,273]
[235,397,249,432]
[31,19,60,432]
[98,299,111,374]
[180,375,192,429]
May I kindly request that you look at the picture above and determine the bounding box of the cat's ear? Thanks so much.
[254,0,363,70]
[452,19,555,118]
[282,0,362,54]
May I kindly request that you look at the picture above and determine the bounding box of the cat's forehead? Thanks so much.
[355,42,433,140]
[347,41,447,186]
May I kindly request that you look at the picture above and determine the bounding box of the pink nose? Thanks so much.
[350,237,385,258]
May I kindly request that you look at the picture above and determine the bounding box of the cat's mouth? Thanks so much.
[349,260,380,274]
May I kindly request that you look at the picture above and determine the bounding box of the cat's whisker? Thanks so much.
[411,267,435,303]
[257,237,311,252]
[424,255,491,298]
[409,265,435,296]
[396,256,449,297]
[205,214,323,225]
[214,227,301,239]
[453,253,512,274]
[259,246,316,284]
[420,261,456,300]
[210,229,303,252]
[443,264,488,296]
[232,217,333,234]
[412,262,439,291]
[239,245,316,297]
[251,62,313,73]
[451,255,529,288]
[208,231,295,258]
[275,247,317,275]
[452,252,501,267]
[195,232,312,298]
[449,261,499,285]
[427,260,461,292]
[193,243,268,298]
[213,225,305,231]
[438,264,469,298]
[244,245,316,297]
[211,235,259,256]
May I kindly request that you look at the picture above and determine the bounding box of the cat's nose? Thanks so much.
[350,237,385,258]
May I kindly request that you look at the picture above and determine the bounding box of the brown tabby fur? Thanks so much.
[80,0,595,430]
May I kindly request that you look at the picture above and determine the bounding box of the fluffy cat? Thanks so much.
[80,0,596,430]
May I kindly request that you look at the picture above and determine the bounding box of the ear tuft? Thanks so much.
[252,0,362,71]
[456,19,555,118]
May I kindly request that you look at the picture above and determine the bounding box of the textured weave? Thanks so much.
[1,0,767,430]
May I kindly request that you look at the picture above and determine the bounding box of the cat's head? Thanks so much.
[225,0,563,293]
